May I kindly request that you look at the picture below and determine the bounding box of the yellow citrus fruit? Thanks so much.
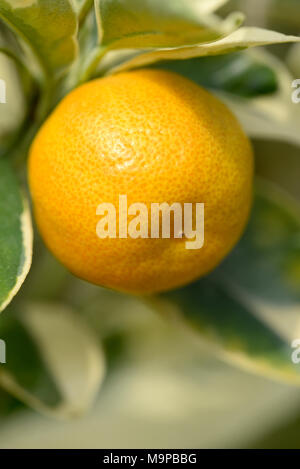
[29,69,253,294]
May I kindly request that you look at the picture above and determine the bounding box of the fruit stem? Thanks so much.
[79,45,108,83]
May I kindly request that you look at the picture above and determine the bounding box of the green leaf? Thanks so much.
[0,159,32,313]
[0,387,21,418]
[0,0,78,78]
[154,52,278,98]
[0,302,106,418]
[108,26,300,75]
[215,181,300,305]
[150,277,300,386]
[83,0,241,81]
[0,49,27,155]
[95,0,238,50]
[218,49,300,147]
[73,0,93,25]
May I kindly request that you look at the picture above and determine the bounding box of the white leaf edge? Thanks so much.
[0,303,106,419]
[0,195,33,313]
[107,27,300,74]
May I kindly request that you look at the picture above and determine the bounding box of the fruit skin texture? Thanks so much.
[29,69,253,294]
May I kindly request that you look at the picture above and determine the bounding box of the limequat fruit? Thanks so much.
[29,69,253,293]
